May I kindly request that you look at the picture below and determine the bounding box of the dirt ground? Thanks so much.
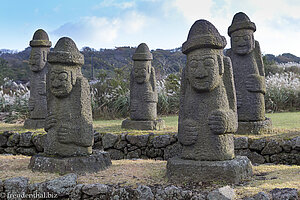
[0,155,299,198]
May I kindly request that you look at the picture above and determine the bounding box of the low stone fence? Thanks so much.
[0,174,298,200]
[0,131,299,165]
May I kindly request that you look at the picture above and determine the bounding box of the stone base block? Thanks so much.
[236,118,272,135]
[167,156,253,184]
[28,150,111,174]
[121,119,165,130]
[24,119,45,129]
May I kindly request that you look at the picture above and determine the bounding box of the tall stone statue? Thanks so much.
[121,43,165,130]
[167,20,252,184]
[226,12,272,134]
[29,37,111,174]
[24,29,51,129]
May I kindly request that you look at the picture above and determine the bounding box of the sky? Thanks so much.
[1,0,300,56]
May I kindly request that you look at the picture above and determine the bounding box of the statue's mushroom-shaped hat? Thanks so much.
[30,29,52,47]
[132,43,153,61]
[48,37,84,66]
[228,12,256,36]
[182,19,227,54]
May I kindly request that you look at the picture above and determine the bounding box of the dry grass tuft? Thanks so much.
[235,164,300,198]
[78,159,167,187]
[0,155,60,183]
[0,155,167,187]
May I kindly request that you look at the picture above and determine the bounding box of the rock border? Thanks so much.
[0,174,298,200]
[0,131,299,165]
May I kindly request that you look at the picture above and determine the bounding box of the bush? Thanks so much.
[91,71,181,119]
[157,73,180,115]
[0,78,29,123]
[265,72,300,112]
[91,68,130,119]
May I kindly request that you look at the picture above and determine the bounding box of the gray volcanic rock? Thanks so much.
[226,12,271,134]
[167,19,252,184]
[28,37,111,174]
[44,37,93,157]
[122,43,165,130]
[24,29,51,129]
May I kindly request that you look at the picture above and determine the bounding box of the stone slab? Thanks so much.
[24,119,45,129]
[236,118,272,135]
[167,156,253,184]
[121,119,165,130]
[28,150,111,174]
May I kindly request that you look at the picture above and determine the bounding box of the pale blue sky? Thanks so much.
[1,0,300,56]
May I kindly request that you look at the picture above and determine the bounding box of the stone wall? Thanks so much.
[0,173,298,200]
[0,131,299,165]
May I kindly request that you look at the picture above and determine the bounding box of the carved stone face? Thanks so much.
[133,61,151,84]
[29,48,47,72]
[50,65,75,98]
[187,49,222,92]
[231,29,255,55]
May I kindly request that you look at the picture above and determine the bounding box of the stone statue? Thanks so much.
[121,43,165,130]
[29,37,111,174]
[44,37,93,157]
[226,12,272,134]
[167,20,252,184]
[24,29,51,129]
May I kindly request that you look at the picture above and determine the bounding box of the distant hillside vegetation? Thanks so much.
[264,53,300,63]
[0,46,299,84]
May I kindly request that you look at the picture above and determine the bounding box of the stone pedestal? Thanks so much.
[121,119,165,130]
[28,150,111,174]
[167,156,253,184]
[236,118,272,135]
[24,119,45,129]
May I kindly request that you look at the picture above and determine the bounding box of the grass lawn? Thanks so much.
[266,112,300,129]
[0,112,299,139]
[96,112,300,134]
[93,112,300,140]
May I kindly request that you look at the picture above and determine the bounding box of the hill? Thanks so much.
[0,46,299,84]
[264,53,300,63]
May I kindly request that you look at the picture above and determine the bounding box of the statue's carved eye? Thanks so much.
[233,36,239,42]
[204,58,215,66]
[58,72,68,81]
[243,35,250,41]
[30,51,40,60]
[43,51,46,62]
[189,59,198,69]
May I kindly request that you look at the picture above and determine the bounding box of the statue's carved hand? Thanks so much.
[236,91,242,109]
[143,91,156,102]
[37,81,46,95]
[131,100,138,112]
[245,74,266,94]
[57,126,72,144]
[28,99,35,111]
[178,121,198,146]
[45,114,57,131]
[208,110,228,135]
